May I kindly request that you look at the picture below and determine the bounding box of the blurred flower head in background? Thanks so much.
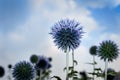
[0,66,5,78]
[30,54,38,64]
[12,61,35,80]
[89,45,98,56]
[36,56,52,70]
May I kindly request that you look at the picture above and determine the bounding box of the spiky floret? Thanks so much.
[98,40,119,62]
[12,61,35,80]
[89,45,97,56]
[50,19,84,52]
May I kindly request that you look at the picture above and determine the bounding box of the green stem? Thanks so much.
[72,50,74,71]
[72,50,74,80]
[66,50,69,80]
[72,50,74,79]
[105,59,108,80]
[93,55,95,80]
[39,69,42,80]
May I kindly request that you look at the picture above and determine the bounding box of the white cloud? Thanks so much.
[110,34,120,45]
[75,0,119,8]
[35,0,98,33]
[98,33,120,45]
[114,0,120,7]
[69,0,77,9]
[7,32,25,43]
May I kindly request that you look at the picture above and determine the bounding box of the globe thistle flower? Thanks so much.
[98,40,119,80]
[98,40,119,62]
[36,56,50,70]
[50,19,84,52]
[89,45,98,56]
[30,54,38,64]
[0,66,5,78]
[12,61,35,80]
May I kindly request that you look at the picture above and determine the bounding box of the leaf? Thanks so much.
[72,71,78,74]
[68,73,77,78]
[63,67,66,71]
[89,72,96,75]
[86,62,94,65]
[73,77,79,80]
[109,72,115,75]
[73,60,78,65]
[86,62,97,65]
[88,72,103,77]
[68,70,78,78]
[51,76,62,80]
[94,61,97,65]
[69,67,74,71]
[63,66,73,71]
[94,68,102,72]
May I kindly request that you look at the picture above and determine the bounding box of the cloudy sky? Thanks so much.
[0,0,120,79]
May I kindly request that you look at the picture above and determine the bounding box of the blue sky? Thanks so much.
[0,0,120,80]
[90,5,120,33]
[0,0,30,32]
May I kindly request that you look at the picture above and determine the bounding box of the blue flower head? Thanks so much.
[50,19,84,52]
[0,66,5,78]
[36,56,51,70]
[12,61,35,80]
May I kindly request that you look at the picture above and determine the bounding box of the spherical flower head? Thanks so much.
[50,19,84,52]
[8,64,12,69]
[30,54,38,64]
[12,61,35,80]
[0,66,5,78]
[89,45,97,56]
[36,56,50,70]
[48,57,52,62]
[98,40,119,62]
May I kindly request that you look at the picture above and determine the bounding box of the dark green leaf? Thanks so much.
[51,76,62,80]
[74,60,78,65]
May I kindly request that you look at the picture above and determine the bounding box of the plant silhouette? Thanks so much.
[89,45,97,80]
[98,40,119,80]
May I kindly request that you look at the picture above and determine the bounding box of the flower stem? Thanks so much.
[66,50,69,80]
[39,69,42,80]
[72,50,74,80]
[8,68,12,80]
[93,55,95,80]
[105,59,108,80]
[72,50,74,71]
